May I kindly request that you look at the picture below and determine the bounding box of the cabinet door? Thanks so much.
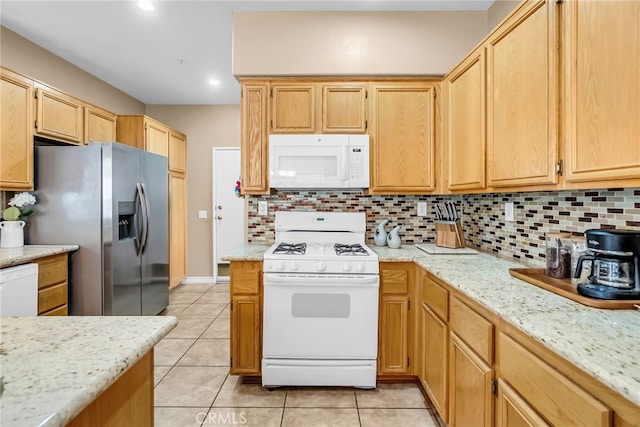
[420,303,448,422]
[169,131,187,173]
[169,173,187,288]
[496,379,550,427]
[370,83,436,193]
[35,83,83,144]
[563,0,640,185]
[230,261,263,375]
[486,0,559,188]
[271,84,316,133]
[145,119,169,157]
[445,48,486,191]
[1,68,33,190]
[322,84,367,133]
[449,332,493,427]
[241,83,269,194]
[85,105,116,143]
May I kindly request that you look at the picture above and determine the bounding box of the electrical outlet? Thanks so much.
[505,202,514,222]
[198,210,208,219]
[258,201,268,216]
[417,202,427,216]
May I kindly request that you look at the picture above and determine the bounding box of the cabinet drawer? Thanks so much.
[499,332,611,427]
[422,274,448,321]
[41,304,68,316]
[231,262,262,295]
[449,296,493,363]
[38,282,68,314]
[381,269,409,294]
[37,254,68,289]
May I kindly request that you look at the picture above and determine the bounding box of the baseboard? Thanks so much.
[215,276,230,283]
[181,276,215,285]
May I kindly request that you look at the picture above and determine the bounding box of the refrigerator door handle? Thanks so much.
[134,183,144,256]
[139,182,150,254]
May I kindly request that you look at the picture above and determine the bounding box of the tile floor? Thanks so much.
[155,283,441,427]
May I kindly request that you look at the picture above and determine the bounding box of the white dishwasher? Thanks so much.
[0,263,38,316]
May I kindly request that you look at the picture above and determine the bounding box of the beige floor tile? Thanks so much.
[154,366,171,386]
[170,292,206,305]
[154,366,228,407]
[359,408,437,427]
[285,387,357,408]
[201,317,230,339]
[196,292,230,304]
[166,304,189,316]
[172,283,216,293]
[165,318,214,339]
[154,338,195,366]
[213,375,286,408]
[217,305,231,318]
[204,408,283,427]
[179,303,228,319]
[177,338,230,367]
[210,283,230,293]
[281,408,360,427]
[356,383,428,409]
[154,406,209,427]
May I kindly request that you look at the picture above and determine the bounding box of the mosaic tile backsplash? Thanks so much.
[247,188,640,267]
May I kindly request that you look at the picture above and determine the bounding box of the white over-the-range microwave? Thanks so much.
[269,134,370,189]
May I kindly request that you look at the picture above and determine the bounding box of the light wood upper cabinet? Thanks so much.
[270,83,316,133]
[240,82,270,194]
[230,261,263,375]
[562,0,640,187]
[445,48,486,191]
[35,82,83,145]
[145,118,170,157]
[322,83,368,133]
[369,82,437,194]
[117,115,170,156]
[169,172,187,288]
[169,130,187,174]
[486,0,559,188]
[84,104,116,144]
[1,68,33,191]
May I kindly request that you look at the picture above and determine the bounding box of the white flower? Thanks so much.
[8,192,36,209]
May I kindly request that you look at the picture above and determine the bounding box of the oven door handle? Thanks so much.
[264,274,379,286]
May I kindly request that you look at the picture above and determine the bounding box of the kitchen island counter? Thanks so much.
[0,245,79,268]
[0,316,177,427]
[224,242,640,408]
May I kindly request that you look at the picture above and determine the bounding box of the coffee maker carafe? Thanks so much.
[574,229,640,300]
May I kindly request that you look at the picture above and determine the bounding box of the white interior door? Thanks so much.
[213,148,244,281]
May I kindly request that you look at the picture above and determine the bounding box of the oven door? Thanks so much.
[262,273,379,359]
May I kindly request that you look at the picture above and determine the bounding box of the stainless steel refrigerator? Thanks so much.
[29,142,169,315]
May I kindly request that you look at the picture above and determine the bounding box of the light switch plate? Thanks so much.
[198,210,208,219]
[505,202,514,222]
[258,201,268,216]
[417,202,427,216]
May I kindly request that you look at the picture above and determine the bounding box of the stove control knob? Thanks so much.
[278,261,287,271]
[355,263,365,273]
[317,262,327,272]
[291,261,300,271]
[342,263,352,272]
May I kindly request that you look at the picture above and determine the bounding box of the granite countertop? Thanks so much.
[225,242,640,407]
[222,243,273,261]
[0,316,177,427]
[0,245,80,268]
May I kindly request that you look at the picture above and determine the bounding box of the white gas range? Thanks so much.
[262,211,379,389]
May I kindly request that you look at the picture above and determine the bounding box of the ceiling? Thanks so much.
[0,1,494,105]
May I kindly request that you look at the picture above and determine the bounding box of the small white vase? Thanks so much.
[0,220,26,248]
[387,225,402,249]
[374,220,389,247]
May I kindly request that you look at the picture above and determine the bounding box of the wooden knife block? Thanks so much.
[435,221,466,249]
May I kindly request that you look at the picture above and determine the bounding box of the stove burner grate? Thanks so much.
[273,242,307,255]
[334,243,368,256]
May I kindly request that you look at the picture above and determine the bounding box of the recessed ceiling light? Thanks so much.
[208,79,220,86]
[137,1,154,12]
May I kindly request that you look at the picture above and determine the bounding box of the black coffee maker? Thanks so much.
[574,229,640,300]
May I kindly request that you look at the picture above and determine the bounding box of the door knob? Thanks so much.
[217,215,223,220]
[217,205,222,210]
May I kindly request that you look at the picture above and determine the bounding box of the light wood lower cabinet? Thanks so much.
[230,261,262,375]
[35,253,69,316]
[378,262,415,375]
[496,379,550,427]
[169,172,187,288]
[419,303,448,421]
[1,67,33,191]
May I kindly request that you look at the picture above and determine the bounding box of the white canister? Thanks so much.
[0,221,26,248]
